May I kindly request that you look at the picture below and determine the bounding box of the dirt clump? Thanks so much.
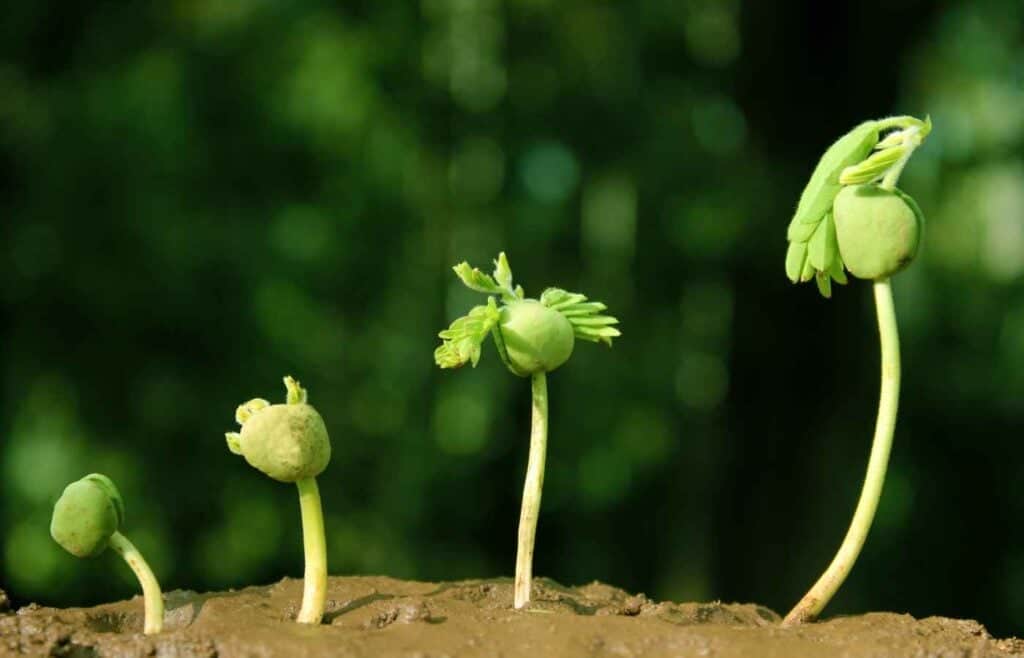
[0,576,1020,657]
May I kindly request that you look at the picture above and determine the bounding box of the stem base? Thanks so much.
[296,477,328,624]
[514,372,548,609]
[108,531,164,635]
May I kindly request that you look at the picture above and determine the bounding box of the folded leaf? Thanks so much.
[808,212,837,272]
[492,252,515,294]
[790,121,879,228]
[453,262,503,295]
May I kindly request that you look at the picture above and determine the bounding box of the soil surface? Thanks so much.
[2,576,1021,657]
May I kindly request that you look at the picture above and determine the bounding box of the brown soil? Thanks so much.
[1,576,1021,657]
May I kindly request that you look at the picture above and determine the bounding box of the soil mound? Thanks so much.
[2,576,1021,657]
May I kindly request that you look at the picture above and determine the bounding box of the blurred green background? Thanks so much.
[2,0,1023,637]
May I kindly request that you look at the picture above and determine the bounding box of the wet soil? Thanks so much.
[2,576,1021,657]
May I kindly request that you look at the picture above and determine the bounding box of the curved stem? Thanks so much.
[514,372,548,609]
[295,477,327,624]
[108,531,164,635]
[783,279,901,625]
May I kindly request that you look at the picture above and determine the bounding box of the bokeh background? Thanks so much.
[2,0,1023,637]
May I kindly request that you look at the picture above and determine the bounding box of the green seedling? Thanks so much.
[51,473,164,634]
[226,376,330,624]
[783,115,931,625]
[435,252,620,609]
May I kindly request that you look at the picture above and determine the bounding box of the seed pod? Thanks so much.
[237,403,331,483]
[499,299,575,376]
[833,184,923,280]
[51,474,125,558]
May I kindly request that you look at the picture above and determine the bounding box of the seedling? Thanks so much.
[434,252,620,609]
[225,376,331,624]
[51,473,164,634]
[782,115,931,625]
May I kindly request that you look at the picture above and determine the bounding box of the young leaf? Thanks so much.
[828,253,848,285]
[453,262,503,296]
[808,212,837,272]
[786,120,879,296]
[542,287,621,346]
[435,299,502,368]
[559,302,608,317]
[235,398,270,425]
[225,432,243,455]
[493,252,514,293]
[785,241,808,283]
[789,121,879,230]
[800,253,816,282]
[540,288,588,310]
[839,144,906,185]
[815,271,832,298]
[574,325,622,345]
[284,375,308,405]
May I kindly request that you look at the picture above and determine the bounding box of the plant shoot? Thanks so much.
[783,115,931,625]
[226,376,331,624]
[51,473,165,635]
[435,252,620,609]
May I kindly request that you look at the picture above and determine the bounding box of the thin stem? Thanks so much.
[295,477,328,624]
[108,531,164,635]
[514,371,548,609]
[783,279,900,625]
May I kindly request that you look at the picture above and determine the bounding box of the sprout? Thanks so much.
[50,474,164,634]
[225,376,330,624]
[435,252,620,609]
[782,115,931,625]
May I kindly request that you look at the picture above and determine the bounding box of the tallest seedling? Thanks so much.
[435,253,620,609]
[783,115,931,625]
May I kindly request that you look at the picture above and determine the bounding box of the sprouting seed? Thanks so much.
[782,115,931,625]
[434,252,620,609]
[225,376,331,624]
[51,473,165,634]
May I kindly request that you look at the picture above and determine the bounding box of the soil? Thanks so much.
[1,576,1021,657]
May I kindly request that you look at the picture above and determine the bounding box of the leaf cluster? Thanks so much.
[434,252,620,369]
[539,288,620,346]
[785,115,930,297]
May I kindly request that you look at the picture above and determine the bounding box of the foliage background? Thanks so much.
[2,0,1023,637]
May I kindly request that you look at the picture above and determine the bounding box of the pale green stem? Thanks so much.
[108,531,164,635]
[514,372,548,609]
[783,278,900,625]
[295,477,327,624]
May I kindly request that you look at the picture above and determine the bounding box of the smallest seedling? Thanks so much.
[51,473,164,635]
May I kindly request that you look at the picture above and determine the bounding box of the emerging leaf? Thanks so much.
[235,398,270,425]
[540,288,587,310]
[838,145,906,185]
[789,121,879,232]
[284,375,308,405]
[453,262,503,295]
[493,252,515,295]
[225,432,243,455]
[435,299,502,368]
[785,120,879,296]
[541,287,621,346]
[453,254,519,301]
